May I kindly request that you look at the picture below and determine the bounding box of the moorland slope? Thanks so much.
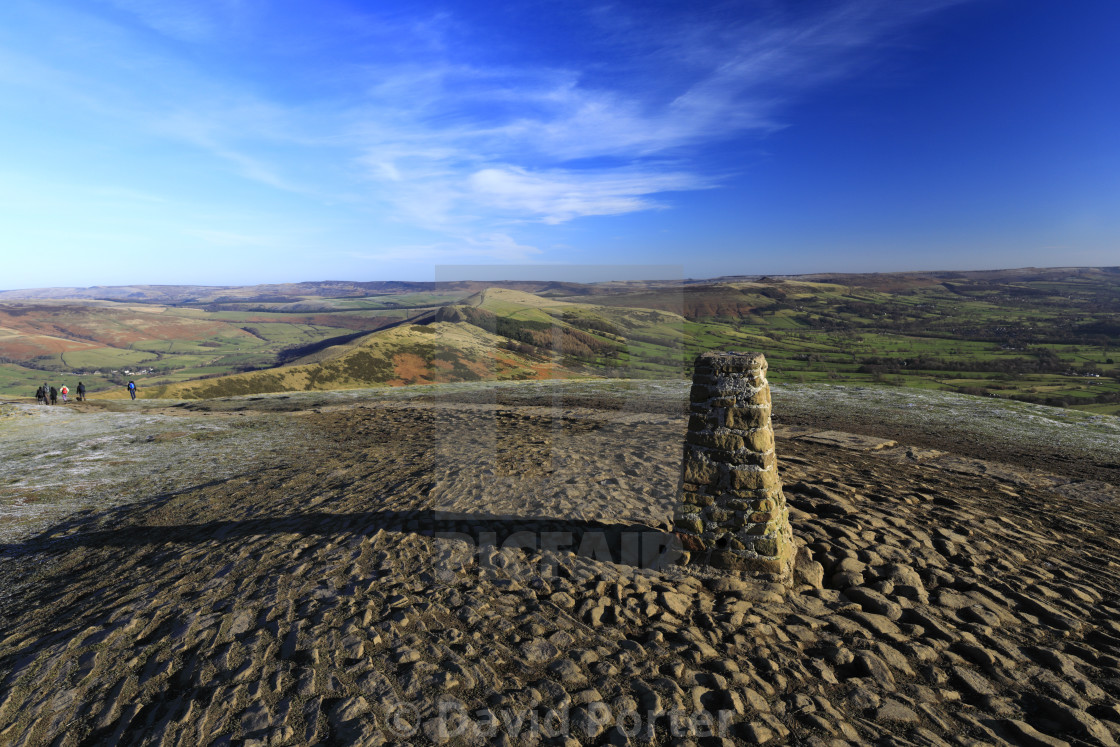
[141,321,571,399]
[3,267,1119,411]
[120,288,690,399]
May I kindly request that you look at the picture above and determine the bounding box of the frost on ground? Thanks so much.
[773,383,1120,464]
[0,401,308,543]
[2,380,1117,546]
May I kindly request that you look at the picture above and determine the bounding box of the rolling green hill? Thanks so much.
[4,268,1119,413]
[431,287,690,377]
[137,288,694,399]
[0,299,414,396]
[140,320,575,399]
[571,270,1120,412]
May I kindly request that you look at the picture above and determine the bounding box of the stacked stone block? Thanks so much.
[675,351,794,580]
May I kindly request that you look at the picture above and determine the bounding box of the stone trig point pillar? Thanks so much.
[675,352,794,581]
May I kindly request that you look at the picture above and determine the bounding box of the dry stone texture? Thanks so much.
[675,352,795,579]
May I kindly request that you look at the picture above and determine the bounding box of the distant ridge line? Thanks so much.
[3,266,1118,301]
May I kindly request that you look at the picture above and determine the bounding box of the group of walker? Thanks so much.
[33,380,138,404]
[35,381,80,405]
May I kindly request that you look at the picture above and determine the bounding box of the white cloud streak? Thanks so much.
[350,233,542,263]
[468,166,707,224]
[333,0,969,233]
[99,0,251,42]
[2,0,969,263]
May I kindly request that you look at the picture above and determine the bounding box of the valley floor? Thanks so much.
[1,382,1119,745]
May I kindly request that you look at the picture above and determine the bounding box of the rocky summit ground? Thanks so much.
[1,381,1120,746]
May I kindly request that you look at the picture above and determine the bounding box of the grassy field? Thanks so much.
[139,321,575,399]
[0,297,411,397]
[2,268,1118,412]
[572,269,1120,413]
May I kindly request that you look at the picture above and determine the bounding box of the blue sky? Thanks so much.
[1,0,1117,288]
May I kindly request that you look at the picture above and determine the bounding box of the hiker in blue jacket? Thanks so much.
[127,380,137,400]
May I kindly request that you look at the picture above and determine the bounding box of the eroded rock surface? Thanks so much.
[0,391,1118,746]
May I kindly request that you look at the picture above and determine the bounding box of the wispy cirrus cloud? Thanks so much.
[98,0,250,42]
[467,166,708,224]
[332,0,970,234]
[350,233,542,264]
[1,0,971,267]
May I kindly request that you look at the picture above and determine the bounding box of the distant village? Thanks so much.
[65,368,156,377]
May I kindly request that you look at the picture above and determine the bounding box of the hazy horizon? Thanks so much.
[4,263,1120,294]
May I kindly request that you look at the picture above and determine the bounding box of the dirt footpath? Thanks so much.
[1,391,1119,745]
